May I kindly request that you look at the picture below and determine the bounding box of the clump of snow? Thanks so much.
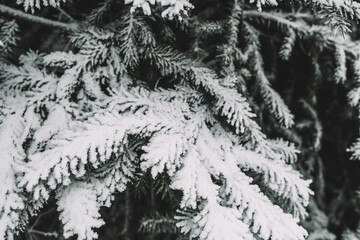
[125,0,193,19]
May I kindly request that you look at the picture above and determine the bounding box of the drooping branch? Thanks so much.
[243,10,360,57]
[0,4,79,31]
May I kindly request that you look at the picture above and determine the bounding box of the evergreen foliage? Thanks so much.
[1,0,360,239]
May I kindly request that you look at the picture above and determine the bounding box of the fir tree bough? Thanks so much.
[1,0,360,239]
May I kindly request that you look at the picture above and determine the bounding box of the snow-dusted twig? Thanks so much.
[0,4,79,31]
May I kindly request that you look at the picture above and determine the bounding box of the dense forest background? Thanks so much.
[2,0,360,239]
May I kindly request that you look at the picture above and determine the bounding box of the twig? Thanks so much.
[238,0,244,28]
[57,7,76,22]
[28,207,55,231]
[120,189,131,240]
[0,4,79,31]
[28,229,58,238]
[299,99,323,151]
[27,208,58,239]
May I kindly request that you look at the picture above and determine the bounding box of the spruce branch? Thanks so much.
[0,4,79,31]
[243,10,310,35]
[243,10,360,57]
[1,2,349,239]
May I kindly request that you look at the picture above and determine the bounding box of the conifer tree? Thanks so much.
[1,0,360,239]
